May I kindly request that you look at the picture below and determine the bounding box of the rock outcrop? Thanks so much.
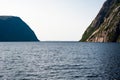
[0,16,39,41]
[80,0,120,42]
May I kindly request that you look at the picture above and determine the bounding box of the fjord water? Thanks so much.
[0,42,120,80]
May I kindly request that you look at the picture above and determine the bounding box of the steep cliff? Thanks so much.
[80,0,120,42]
[0,16,39,41]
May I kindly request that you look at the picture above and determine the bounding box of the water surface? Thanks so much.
[0,42,120,80]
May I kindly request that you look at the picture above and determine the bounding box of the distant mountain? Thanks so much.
[0,16,39,41]
[80,0,120,42]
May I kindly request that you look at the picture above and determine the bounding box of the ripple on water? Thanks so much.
[0,42,119,80]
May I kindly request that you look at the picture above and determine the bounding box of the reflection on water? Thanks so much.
[0,42,119,80]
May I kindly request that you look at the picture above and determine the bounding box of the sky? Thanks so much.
[0,0,106,41]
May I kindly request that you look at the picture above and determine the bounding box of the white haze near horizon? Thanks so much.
[0,0,105,41]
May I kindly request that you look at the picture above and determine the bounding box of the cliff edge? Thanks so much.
[80,0,120,42]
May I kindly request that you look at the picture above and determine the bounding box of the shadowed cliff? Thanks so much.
[0,16,39,41]
[80,0,120,42]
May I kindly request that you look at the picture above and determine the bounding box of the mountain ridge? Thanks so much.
[0,16,39,41]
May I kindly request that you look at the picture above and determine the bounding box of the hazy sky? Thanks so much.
[0,0,105,41]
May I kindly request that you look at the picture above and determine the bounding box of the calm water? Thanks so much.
[0,42,120,80]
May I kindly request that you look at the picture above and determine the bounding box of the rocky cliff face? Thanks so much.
[80,0,120,42]
[0,16,39,41]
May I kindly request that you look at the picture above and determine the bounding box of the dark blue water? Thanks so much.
[0,42,120,80]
